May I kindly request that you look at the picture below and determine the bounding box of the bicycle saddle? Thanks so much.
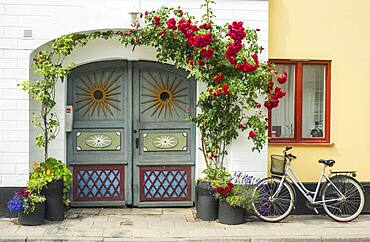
[318,159,335,167]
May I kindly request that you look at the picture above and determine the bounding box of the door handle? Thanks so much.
[135,137,139,149]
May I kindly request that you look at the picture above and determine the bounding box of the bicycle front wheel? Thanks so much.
[252,177,294,222]
[322,175,365,222]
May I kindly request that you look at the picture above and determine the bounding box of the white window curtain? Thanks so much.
[302,65,325,138]
[271,65,295,138]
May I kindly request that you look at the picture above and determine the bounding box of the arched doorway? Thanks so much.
[67,60,196,207]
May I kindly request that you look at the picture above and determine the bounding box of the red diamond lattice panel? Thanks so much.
[140,166,192,202]
[73,165,124,202]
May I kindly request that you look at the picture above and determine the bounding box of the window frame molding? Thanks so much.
[268,59,331,144]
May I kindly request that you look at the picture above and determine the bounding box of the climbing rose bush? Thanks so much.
[25,0,287,170]
[118,1,288,168]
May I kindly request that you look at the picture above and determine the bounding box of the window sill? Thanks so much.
[268,142,334,146]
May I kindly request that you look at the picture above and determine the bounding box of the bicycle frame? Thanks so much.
[273,159,346,205]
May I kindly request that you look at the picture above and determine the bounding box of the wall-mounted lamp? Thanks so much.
[129,11,140,27]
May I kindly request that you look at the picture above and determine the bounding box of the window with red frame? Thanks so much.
[268,60,331,144]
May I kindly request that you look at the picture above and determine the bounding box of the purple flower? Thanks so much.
[7,194,24,212]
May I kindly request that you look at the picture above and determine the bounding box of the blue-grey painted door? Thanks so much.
[132,62,196,207]
[67,61,131,206]
[67,60,195,207]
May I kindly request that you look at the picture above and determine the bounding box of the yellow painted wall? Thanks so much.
[268,0,370,182]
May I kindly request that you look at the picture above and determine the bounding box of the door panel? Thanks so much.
[67,61,132,206]
[67,60,195,207]
[132,62,196,206]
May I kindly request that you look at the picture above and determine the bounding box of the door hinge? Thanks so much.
[135,137,139,149]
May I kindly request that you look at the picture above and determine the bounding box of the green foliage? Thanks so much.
[225,184,259,211]
[30,158,72,205]
[27,177,47,195]
[201,167,231,189]
[23,193,46,214]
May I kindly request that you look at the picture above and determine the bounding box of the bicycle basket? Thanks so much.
[270,155,286,175]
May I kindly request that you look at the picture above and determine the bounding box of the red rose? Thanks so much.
[201,48,214,60]
[226,21,246,41]
[255,102,261,108]
[144,11,149,18]
[235,54,259,73]
[214,72,224,83]
[277,72,288,84]
[199,23,212,30]
[239,124,245,129]
[215,89,222,96]
[209,88,214,96]
[166,18,177,30]
[249,130,256,139]
[226,56,236,64]
[158,28,166,36]
[222,84,229,95]
[198,59,205,66]
[192,33,213,48]
[226,41,242,57]
[188,58,194,66]
[187,35,194,46]
[153,16,160,26]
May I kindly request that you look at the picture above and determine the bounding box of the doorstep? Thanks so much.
[0,208,369,241]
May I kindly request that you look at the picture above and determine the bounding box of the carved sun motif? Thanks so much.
[141,71,188,118]
[75,71,122,118]
[86,134,112,148]
[153,136,178,149]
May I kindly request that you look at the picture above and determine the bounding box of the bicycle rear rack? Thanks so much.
[329,170,357,177]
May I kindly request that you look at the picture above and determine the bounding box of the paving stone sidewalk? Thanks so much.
[0,208,369,242]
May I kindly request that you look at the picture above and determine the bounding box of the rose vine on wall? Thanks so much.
[21,0,287,169]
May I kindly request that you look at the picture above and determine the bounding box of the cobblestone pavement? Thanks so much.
[0,208,369,241]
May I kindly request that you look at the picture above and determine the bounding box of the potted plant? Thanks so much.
[195,167,231,221]
[7,188,45,226]
[214,172,259,225]
[30,158,72,221]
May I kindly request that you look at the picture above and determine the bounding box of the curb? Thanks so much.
[1,237,369,242]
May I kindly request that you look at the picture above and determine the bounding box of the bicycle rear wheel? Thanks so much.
[252,177,294,222]
[322,175,365,222]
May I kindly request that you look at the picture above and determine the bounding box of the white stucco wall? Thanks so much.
[0,0,268,187]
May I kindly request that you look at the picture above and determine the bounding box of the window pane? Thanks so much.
[302,65,325,138]
[271,65,295,139]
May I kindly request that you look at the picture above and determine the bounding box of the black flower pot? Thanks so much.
[195,181,218,221]
[44,179,65,221]
[218,200,245,225]
[18,202,45,226]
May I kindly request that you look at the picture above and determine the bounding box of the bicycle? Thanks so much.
[252,147,365,222]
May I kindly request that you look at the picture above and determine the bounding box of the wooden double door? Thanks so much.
[67,61,196,207]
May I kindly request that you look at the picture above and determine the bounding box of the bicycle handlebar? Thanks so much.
[284,147,296,160]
